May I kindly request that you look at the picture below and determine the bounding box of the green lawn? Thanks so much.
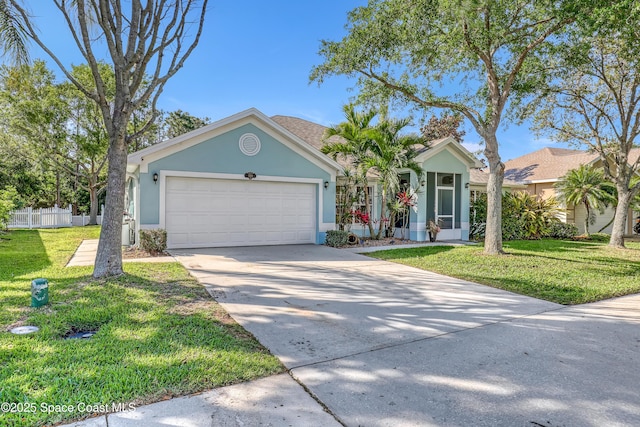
[0,227,282,427]
[369,239,640,305]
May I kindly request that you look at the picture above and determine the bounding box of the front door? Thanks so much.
[427,172,462,240]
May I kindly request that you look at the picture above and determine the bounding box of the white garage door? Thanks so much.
[165,176,316,248]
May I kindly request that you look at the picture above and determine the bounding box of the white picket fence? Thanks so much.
[72,213,103,226]
[72,205,104,226]
[8,204,73,229]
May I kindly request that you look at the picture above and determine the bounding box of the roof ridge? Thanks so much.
[271,114,327,126]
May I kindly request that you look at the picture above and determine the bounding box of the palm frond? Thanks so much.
[0,0,28,64]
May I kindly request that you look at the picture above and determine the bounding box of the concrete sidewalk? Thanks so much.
[66,239,176,267]
[59,374,340,427]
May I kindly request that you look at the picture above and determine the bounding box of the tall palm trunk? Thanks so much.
[363,187,375,238]
[584,203,591,236]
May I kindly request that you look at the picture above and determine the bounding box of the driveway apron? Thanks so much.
[172,245,640,426]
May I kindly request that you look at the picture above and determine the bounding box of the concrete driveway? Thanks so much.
[172,244,640,426]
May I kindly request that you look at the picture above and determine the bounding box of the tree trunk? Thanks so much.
[364,185,375,238]
[584,204,591,236]
[93,133,127,278]
[483,134,505,254]
[609,187,631,249]
[56,168,61,207]
[88,184,99,225]
[376,190,387,239]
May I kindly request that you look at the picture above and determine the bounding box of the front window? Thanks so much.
[436,173,454,229]
[336,185,373,226]
[353,186,373,224]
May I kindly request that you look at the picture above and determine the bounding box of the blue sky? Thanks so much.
[17,1,564,162]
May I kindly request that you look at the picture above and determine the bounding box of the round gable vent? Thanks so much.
[239,133,261,156]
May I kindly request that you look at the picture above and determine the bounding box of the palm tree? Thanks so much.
[364,117,425,238]
[0,1,28,64]
[323,105,427,239]
[322,104,378,237]
[554,165,616,236]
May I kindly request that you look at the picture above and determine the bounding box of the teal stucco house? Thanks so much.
[126,108,481,249]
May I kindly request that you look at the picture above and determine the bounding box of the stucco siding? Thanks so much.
[139,123,333,227]
[573,205,616,234]
[416,150,472,241]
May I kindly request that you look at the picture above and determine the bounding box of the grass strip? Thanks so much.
[369,239,640,305]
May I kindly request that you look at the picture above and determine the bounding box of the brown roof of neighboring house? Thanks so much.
[504,147,598,182]
[504,146,640,182]
[469,169,525,188]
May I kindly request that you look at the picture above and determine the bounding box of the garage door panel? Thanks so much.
[227,214,248,226]
[190,233,213,245]
[264,215,282,226]
[169,233,189,245]
[165,177,317,248]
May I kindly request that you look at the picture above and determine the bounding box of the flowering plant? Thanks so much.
[351,210,370,225]
[397,190,418,213]
[428,219,441,234]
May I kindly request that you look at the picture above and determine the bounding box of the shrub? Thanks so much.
[545,221,578,239]
[139,229,167,254]
[469,221,486,241]
[471,191,561,240]
[325,230,349,247]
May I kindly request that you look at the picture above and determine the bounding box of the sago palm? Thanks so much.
[554,165,616,236]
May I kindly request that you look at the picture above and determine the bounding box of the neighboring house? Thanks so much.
[126,108,482,249]
[469,168,527,196]
[503,147,640,235]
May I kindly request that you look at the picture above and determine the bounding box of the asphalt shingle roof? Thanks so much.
[503,146,640,182]
[504,147,597,182]
[469,169,524,188]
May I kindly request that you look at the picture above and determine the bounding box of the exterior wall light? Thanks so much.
[153,172,158,184]
[244,172,257,180]
[465,182,470,189]
[324,181,329,189]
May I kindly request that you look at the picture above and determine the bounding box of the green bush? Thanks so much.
[325,230,349,247]
[471,191,561,241]
[139,229,167,254]
[0,186,18,230]
[546,221,579,239]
